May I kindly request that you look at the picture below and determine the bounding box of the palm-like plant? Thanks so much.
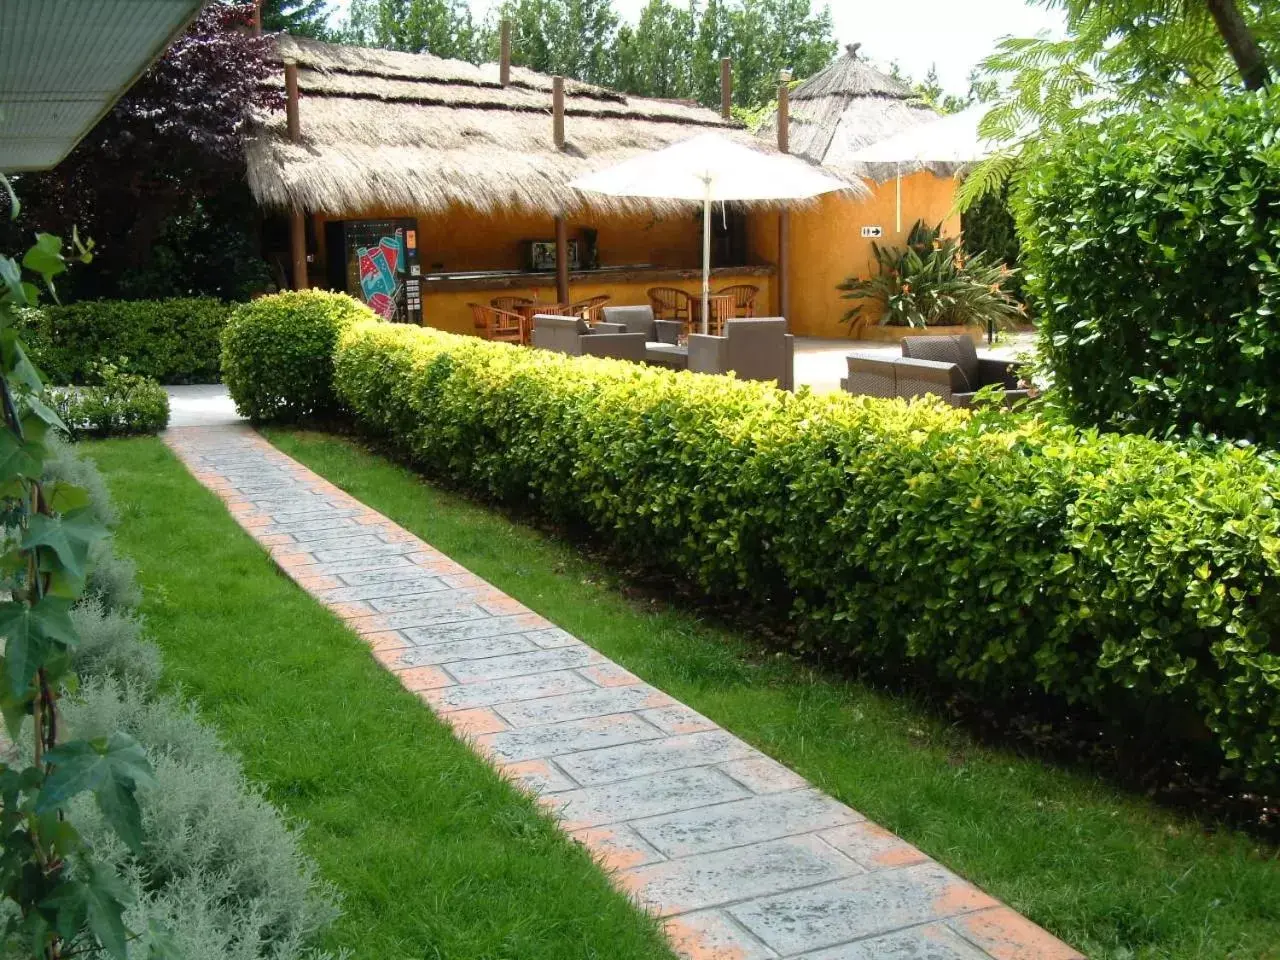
[837,220,1023,331]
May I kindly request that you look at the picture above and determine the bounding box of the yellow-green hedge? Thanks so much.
[333,320,1280,785]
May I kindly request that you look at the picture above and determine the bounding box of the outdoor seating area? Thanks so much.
[529,305,794,387]
[841,334,1029,407]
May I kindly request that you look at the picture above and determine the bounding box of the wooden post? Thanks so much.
[285,60,308,290]
[290,212,308,292]
[776,71,791,322]
[555,216,570,304]
[500,20,511,87]
[720,58,732,119]
[552,76,565,149]
[285,61,301,142]
[252,0,262,34]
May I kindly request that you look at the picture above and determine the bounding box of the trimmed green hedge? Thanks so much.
[18,298,232,385]
[48,369,170,438]
[221,291,376,422]
[1018,91,1280,444]
[332,321,1280,785]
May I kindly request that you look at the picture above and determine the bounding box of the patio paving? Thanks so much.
[163,423,1081,960]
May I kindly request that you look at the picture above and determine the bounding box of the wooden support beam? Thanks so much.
[552,76,565,149]
[285,61,300,142]
[290,210,308,291]
[285,60,307,290]
[777,71,791,322]
[555,216,570,304]
[500,20,511,87]
[720,58,732,119]
[252,0,262,34]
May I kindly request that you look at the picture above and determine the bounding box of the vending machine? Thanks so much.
[340,218,421,324]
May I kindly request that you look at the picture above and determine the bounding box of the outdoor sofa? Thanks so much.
[841,334,1029,407]
[530,314,646,360]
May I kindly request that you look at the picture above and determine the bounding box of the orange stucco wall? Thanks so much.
[748,172,961,339]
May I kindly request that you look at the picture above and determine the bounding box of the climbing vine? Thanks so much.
[0,176,159,958]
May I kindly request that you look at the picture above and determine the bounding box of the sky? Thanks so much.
[327,1,1064,94]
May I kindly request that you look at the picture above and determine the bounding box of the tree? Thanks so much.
[958,0,1280,208]
[345,0,482,60]
[6,2,282,300]
[490,0,622,85]
[261,0,333,38]
[614,0,699,100]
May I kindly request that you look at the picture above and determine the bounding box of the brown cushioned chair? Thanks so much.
[687,318,794,390]
[530,314,645,360]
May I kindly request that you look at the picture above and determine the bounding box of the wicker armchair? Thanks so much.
[716,284,759,318]
[469,303,524,344]
[570,294,612,324]
[688,318,794,390]
[491,295,535,314]
[647,286,693,326]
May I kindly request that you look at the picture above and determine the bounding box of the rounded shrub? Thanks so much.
[334,320,1280,785]
[221,291,376,422]
[1017,90,1280,444]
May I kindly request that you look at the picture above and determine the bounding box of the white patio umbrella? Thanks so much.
[846,105,1003,231]
[570,132,852,333]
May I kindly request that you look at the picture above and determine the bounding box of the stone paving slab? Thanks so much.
[164,425,1083,960]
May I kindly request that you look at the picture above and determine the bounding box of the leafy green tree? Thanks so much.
[489,0,621,85]
[959,0,1280,208]
[615,0,699,99]
[345,0,483,60]
[721,0,836,109]
[260,0,333,38]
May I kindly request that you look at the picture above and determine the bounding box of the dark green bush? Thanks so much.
[1017,90,1280,444]
[17,297,233,384]
[47,362,170,437]
[221,291,375,422]
[333,321,1280,785]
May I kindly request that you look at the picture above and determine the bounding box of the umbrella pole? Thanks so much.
[895,161,901,234]
[702,189,711,336]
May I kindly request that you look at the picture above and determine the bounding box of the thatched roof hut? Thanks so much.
[246,35,828,219]
[757,44,957,183]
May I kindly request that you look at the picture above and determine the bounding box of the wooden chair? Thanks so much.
[690,293,736,336]
[570,294,612,324]
[491,295,535,315]
[470,303,524,344]
[647,286,693,327]
[717,284,760,318]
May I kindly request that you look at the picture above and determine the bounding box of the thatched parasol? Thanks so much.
[756,43,957,183]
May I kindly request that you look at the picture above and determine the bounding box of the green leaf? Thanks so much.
[82,860,134,960]
[43,480,90,515]
[39,733,154,853]
[21,234,66,288]
[23,507,104,579]
[0,427,43,481]
[0,596,77,697]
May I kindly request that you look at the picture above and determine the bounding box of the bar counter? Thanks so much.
[419,263,775,294]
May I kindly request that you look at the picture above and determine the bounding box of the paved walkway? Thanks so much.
[164,424,1081,960]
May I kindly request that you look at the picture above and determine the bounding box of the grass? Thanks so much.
[82,436,676,960]
[260,427,1280,960]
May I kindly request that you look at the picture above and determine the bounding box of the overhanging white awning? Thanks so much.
[0,0,203,172]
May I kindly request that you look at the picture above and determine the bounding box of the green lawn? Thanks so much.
[261,427,1280,960]
[83,437,676,960]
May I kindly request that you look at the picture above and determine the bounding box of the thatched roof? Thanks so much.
[757,44,958,183]
[246,35,853,217]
